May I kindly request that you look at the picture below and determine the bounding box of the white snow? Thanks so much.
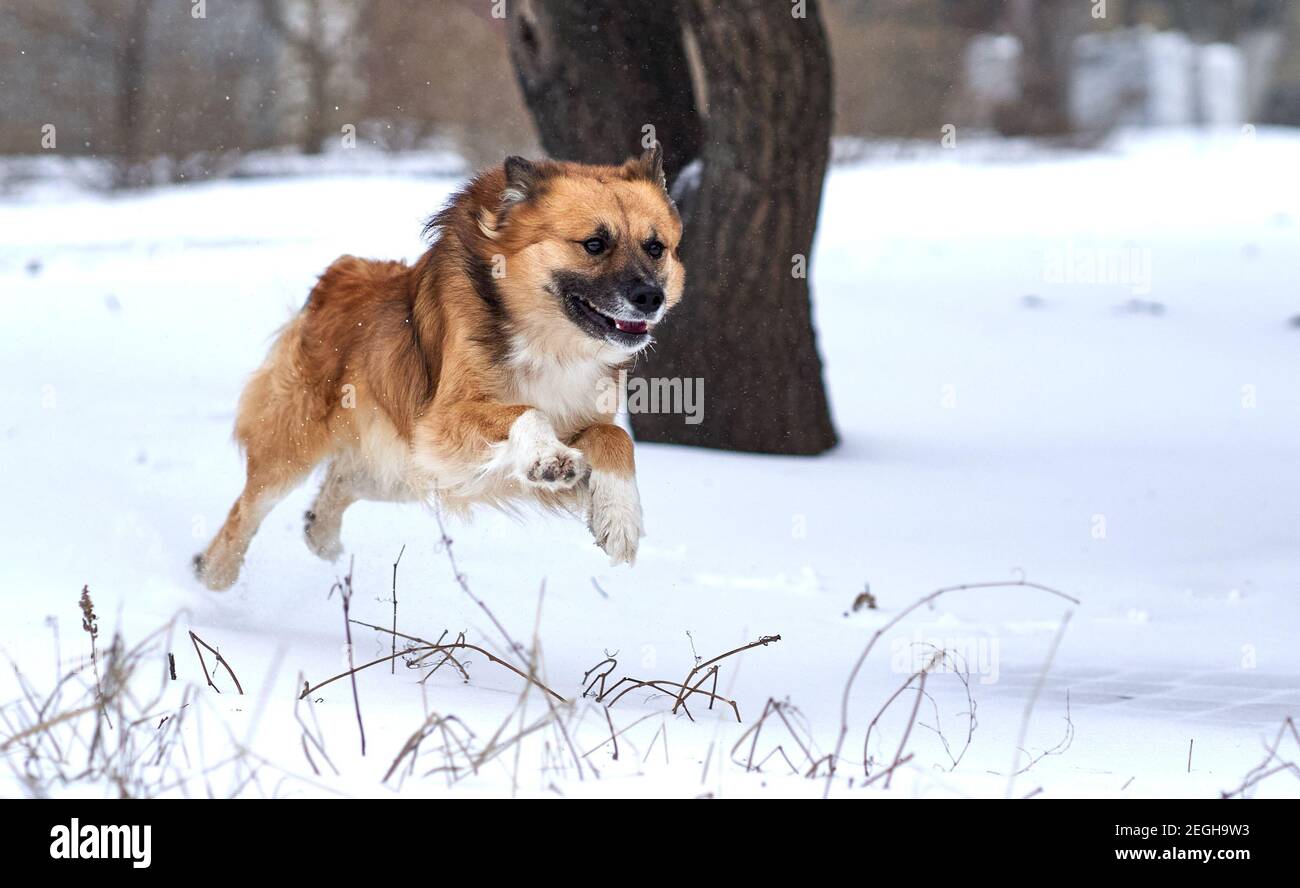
[2,130,1298,798]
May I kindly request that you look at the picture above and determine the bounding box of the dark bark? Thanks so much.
[114,0,150,185]
[997,0,1074,136]
[508,1,702,181]
[509,0,837,455]
[259,0,336,154]
[303,46,331,155]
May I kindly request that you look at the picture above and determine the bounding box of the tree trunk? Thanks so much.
[301,0,332,155]
[114,0,151,186]
[509,0,702,181]
[998,0,1074,136]
[259,0,334,155]
[509,0,837,455]
[303,48,331,154]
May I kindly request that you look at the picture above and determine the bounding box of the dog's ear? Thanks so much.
[625,143,667,191]
[502,155,541,207]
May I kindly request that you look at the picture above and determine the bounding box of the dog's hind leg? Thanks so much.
[303,460,360,562]
[195,316,332,590]
[195,456,315,591]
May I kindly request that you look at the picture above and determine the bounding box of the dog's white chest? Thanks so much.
[506,351,613,437]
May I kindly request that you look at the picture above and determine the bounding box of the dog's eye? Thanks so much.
[582,237,606,256]
[645,240,664,260]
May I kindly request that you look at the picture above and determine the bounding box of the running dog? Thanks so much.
[195,147,683,590]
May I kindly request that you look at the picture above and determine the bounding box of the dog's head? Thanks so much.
[466,147,684,358]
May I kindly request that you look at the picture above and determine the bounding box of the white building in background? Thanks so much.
[1067,27,1246,131]
[1070,29,1147,130]
[961,33,1023,129]
[1197,43,1248,127]
[1144,31,1199,126]
[965,26,1254,133]
[963,33,1023,127]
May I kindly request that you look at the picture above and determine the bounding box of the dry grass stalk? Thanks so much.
[293,671,338,778]
[1,591,347,798]
[669,635,781,717]
[826,577,1079,797]
[390,544,405,675]
[730,698,819,775]
[1221,716,1300,798]
[861,645,976,781]
[1004,609,1074,797]
[580,634,782,724]
[413,629,472,683]
[1008,691,1075,779]
[581,709,659,760]
[78,585,101,701]
[383,711,477,788]
[188,630,245,695]
[431,501,527,662]
[3,614,243,797]
[328,556,366,756]
[309,621,566,703]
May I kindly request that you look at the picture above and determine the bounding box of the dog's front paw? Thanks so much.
[588,470,643,565]
[504,411,586,491]
[520,444,585,490]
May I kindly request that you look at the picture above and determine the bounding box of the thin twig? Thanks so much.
[862,752,914,788]
[828,577,1079,797]
[189,630,244,695]
[330,557,365,756]
[431,501,525,663]
[350,622,470,682]
[300,635,566,703]
[670,635,781,716]
[390,545,405,675]
[1005,611,1073,797]
[1221,717,1300,798]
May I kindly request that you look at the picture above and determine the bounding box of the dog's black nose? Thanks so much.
[628,284,664,315]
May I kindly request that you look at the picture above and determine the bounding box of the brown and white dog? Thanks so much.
[195,148,684,591]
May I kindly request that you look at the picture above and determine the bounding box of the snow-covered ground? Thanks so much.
[1,130,1298,798]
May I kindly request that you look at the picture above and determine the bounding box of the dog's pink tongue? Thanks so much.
[615,319,648,334]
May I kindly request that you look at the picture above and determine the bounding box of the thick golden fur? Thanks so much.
[196,150,684,590]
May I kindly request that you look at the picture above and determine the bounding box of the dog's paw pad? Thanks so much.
[522,447,584,489]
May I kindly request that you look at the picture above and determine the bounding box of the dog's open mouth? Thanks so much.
[572,296,650,339]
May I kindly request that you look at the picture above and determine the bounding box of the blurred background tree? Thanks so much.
[257,0,362,156]
[4,0,1299,171]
